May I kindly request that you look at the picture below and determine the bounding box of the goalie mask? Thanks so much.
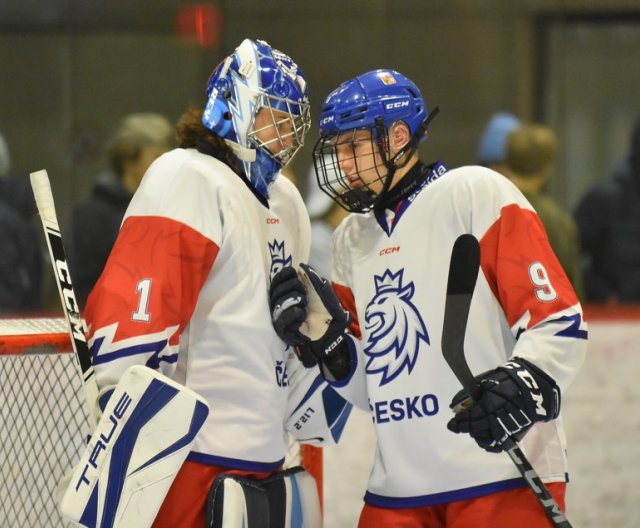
[203,38,311,197]
[313,69,435,213]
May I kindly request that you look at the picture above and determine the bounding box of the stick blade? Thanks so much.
[441,234,481,396]
[445,234,481,296]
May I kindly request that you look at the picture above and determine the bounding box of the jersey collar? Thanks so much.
[374,160,447,235]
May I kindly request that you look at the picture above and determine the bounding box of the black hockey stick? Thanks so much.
[441,234,572,528]
[31,169,100,427]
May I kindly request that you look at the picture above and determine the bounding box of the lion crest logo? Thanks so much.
[364,269,429,385]
[268,239,292,279]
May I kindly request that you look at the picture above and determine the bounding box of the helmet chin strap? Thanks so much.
[224,139,257,162]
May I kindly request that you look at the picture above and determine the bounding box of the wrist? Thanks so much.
[317,338,351,382]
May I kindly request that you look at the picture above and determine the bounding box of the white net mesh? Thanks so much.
[0,345,91,527]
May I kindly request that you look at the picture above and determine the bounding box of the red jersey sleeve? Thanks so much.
[85,215,219,346]
[479,203,579,329]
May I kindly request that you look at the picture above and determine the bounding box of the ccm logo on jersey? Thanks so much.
[266,217,280,224]
[74,392,133,491]
[379,246,400,256]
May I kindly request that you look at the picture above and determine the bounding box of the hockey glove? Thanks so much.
[270,264,352,381]
[446,358,560,453]
[270,266,310,362]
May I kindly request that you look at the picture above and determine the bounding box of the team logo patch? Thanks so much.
[269,239,293,279]
[378,71,397,85]
[364,269,429,385]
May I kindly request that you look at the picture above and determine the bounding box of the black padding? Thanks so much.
[205,467,307,528]
[206,473,268,528]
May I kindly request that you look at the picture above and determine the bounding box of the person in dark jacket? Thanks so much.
[574,115,640,303]
[71,113,173,307]
[0,132,43,314]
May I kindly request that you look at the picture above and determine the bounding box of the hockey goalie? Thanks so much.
[57,37,351,528]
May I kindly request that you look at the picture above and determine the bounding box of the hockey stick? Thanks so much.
[30,169,100,427]
[441,234,572,528]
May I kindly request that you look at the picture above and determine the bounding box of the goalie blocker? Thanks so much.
[59,365,209,528]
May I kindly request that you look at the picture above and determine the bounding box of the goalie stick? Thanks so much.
[30,169,100,426]
[441,233,572,528]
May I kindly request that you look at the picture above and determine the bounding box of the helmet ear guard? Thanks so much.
[203,56,234,136]
[204,96,233,139]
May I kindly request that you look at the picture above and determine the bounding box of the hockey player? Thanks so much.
[269,69,587,527]
[82,39,349,527]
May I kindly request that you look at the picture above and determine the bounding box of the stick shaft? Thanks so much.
[30,170,100,426]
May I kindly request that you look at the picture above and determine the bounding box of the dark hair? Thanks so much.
[176,107,243,176]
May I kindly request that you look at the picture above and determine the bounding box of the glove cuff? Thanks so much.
[316,336,351,382]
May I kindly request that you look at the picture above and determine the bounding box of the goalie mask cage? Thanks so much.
[0,317,323,527]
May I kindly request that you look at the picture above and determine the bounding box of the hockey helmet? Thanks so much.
[203,39,310,196]
[312,69,431,212]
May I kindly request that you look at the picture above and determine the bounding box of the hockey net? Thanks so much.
[0,317,322,527]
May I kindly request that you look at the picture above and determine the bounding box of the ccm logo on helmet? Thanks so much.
[385,100,409,110]
[320,116,335,125]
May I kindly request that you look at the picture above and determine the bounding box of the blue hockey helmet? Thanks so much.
[313,69,434,212]
[202,39,310,196]
[318,69,428,143]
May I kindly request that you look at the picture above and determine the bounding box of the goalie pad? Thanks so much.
[59,365,209,528]
[205,466,321,528]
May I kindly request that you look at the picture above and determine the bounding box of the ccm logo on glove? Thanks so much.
[447,358,560,453]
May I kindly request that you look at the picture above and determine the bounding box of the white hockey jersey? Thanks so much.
[330,164,587,507]
[84,148,350,473]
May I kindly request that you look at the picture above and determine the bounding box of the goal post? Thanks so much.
[0,317,323,526]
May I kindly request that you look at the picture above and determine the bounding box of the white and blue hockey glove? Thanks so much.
[269,263,352,381]
[447,358,560,453]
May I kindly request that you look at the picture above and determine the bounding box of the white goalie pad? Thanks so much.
[59,365,209,528]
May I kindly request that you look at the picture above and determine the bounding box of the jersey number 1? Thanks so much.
[132,278,152,322]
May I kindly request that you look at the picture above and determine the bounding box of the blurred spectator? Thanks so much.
[476,111,522,170]
[504,124,585,301]
[574,115,640,303]
[70,113,173,307]
[304,165,348,278]
[0,131,43,314]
